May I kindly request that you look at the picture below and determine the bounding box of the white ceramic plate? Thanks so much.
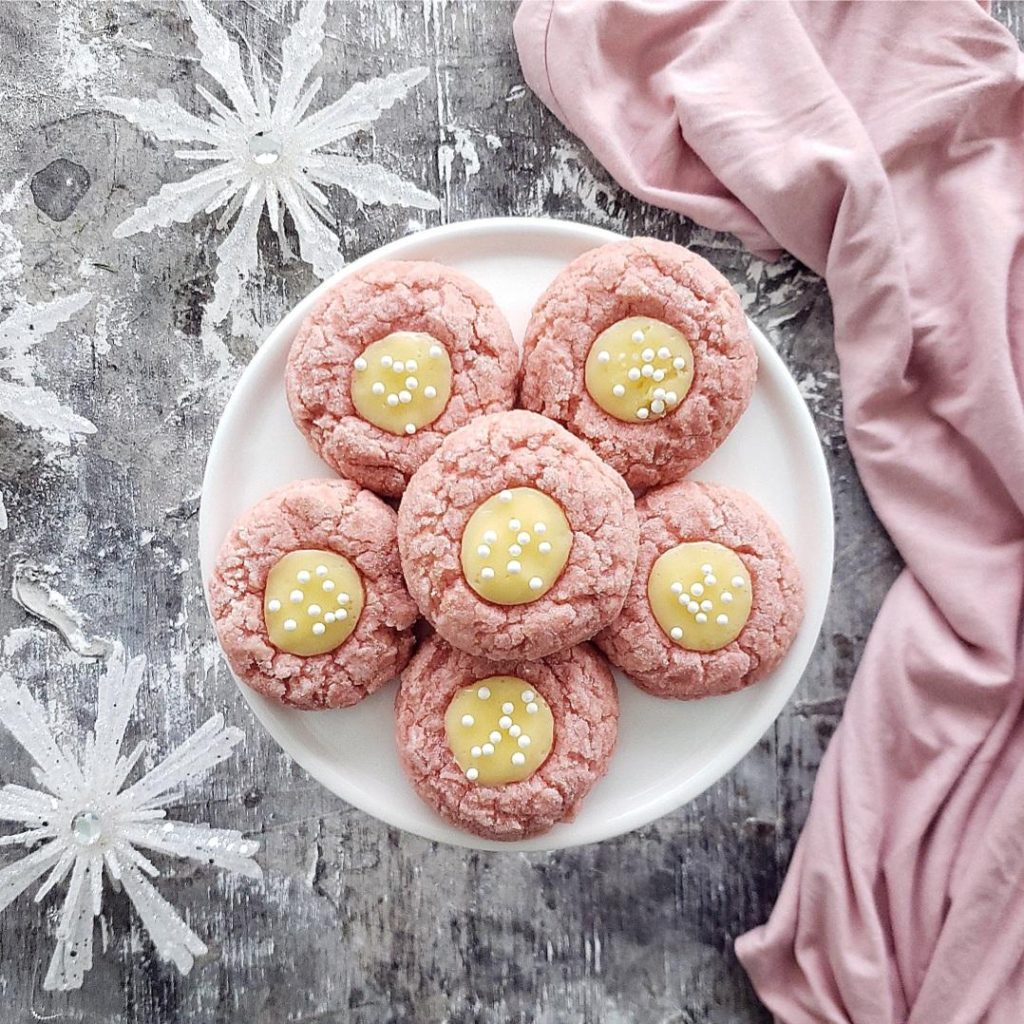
[199,217,833,852]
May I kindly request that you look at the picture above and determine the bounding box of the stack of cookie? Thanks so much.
[209,239,804,841]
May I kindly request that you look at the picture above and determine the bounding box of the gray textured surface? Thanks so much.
[1,2,1017,1021]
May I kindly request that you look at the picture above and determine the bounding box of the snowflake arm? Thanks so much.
[310,154,440,211]
[274,0,327,126]
[182,0,258,123]
[101,94,222,144]
[112,164,238,237]
[0,381,97,438]
[0,290,93,383]
[204,189,265,327]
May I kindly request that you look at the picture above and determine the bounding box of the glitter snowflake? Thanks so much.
[0,290,96,531]
[0,651,261,990]
[102,0,439,328]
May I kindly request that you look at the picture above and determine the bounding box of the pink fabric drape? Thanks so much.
[515,2,1024,1021]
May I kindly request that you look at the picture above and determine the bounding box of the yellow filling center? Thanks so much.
[445,676,554,785]
[350,331,452,436]
[264,549,364,656]
[460,487,573,605]
[647,541,752,652]
[584,316,695,423]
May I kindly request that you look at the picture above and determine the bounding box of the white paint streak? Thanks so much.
[11,565,113,659]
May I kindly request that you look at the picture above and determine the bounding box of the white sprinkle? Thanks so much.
[308,603,322,616]
[509,724,522,737]
[671,582,684,594]
[405,423,416,435]
[381,355,393,368]
[665,390,678,404]
[406,376,418,390]
[477,686,491,699]
[631,329,645,343]
[508,544,523,557]
[517,531,531,545]
[430,344,443,358]
[393,360,405,373]
[337,593,350,605]
[312,622,326,636]
[716,614,730,626]
[511,752,526,766]
[678,594,690,606]
[399,390,412,404]
[652,369,665,382]
[499,490,513,503]
[481,567,495,580]
[597,350,610,364]
[696,612,708,624]
[466,767,479,781]
[701,563,713,573]
[483,530,498,544]
[499,715,513,729]
[518,735,531,748]
[297,570,311,583]
[477,544,491,558]
[354,356,368,371]
[482,743,495,756]
[521,690,535,702]
[690,583,704,596]
[627,367,641,381]
[687,601,700,614]
[471,746,482,758]
[268,598,281,612]
[290,589,303,603]
[407,359,418,372]
[721,591,734,603]
[489,730,502,743]
[424,385,437,399]
[336,609,348,620]
[704,574,717,586]
[538,541,552,554]
[657,346,671,359]
[651,399,665,414]
[508,518,521,531]
[283,619,297,631]
[673,357,686,370]
[670,626,683,640]
[461,714,475,727]
[526,702,539,714]
[641,364,654,378]
[653,388,666,400]
[641,347,655,362]
[732,576,746,588]
[386,393,399,407]
[636,407,650,420]
[700,599,713,612]
[612,384,626,398]
[533,523,546,534]
[507,560,522,574]
[324,612,336,624]
[529,576,543,590]
[502,702,514,714]
[316,565,328,576]
[371,381,385,395]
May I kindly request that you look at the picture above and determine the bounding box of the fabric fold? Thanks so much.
[514,2,1024,1022]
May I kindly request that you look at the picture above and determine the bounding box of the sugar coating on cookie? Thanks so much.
[444,676,554,784]
[396,634,618,840]
[459,487,573,605]
[520,238,757,492]
[209,478,419,709]
[286,260,519,498]
[398,410,640,661]
[595,481,803,699]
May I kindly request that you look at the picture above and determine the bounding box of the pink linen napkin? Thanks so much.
[515,2,1024,1022]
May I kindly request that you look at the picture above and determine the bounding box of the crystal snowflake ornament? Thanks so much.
[0,651,261,990]
[102,0,439,328]
[0,289,96,530]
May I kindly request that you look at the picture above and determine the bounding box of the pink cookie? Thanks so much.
[595,481,803,699]
[395,633,618,840]
[286,260,519,498]
[208,478,418,709]
[519,238,757,492]
[397,410,639,661]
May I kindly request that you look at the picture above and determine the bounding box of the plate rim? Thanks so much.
[199,215,834,852]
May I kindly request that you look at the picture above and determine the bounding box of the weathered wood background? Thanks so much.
[1,2,1020,1021]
